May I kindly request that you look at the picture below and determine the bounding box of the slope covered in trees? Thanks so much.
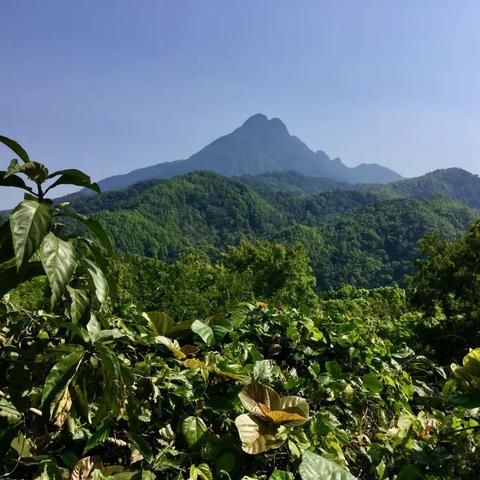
[70,171,479,288]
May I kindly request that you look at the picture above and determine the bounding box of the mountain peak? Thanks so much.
[240,114,289,136]
[91,114,403,193]
[242,113,269,126]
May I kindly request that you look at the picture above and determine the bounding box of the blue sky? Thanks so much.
[1,0,480,206]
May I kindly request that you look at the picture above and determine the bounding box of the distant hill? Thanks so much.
[238,167,480,209]
[92,114,402,193]
[70,171,478,288]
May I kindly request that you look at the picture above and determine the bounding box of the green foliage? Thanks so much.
[67,171,479,290]
[1,137,479,479]
[409,220,480,361]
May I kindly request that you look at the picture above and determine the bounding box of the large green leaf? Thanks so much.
[67,286,90,323]
[181,416,208,449]
[143,311,174,336]
[0,135,30,163]
[47,169,100,194]
[82,257,109,304]
[41,348,85,410]
[191,320,215,346]
[298,452,357,480]
[10,199,52,269]
[96,344,124,419]
[363,373,384,395]
[40,232,77,307]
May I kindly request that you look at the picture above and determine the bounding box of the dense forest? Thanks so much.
[1,137,479,479]
[68,169,479,289]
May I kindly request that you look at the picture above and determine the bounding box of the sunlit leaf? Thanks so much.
[10,199,52,269]
[182,416,207,449]
[82,257,109,304]
[143,311,174,336]
[238,383,281,418]
[155,335,186,359]
[298,451,357,480]
[191,320,215,346]
[67,286,90,324]
[40,232,77,307]
[234,413,284,454]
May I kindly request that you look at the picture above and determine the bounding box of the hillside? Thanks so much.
[239,168,480,208]
[93,114,402,193]
[71,171,479,288]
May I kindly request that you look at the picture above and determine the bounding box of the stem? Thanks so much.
[36,181,44,201]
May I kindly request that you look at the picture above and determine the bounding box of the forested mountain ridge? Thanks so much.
[238,167,480,208]
[92,114,402,193]
[71,170,479,288]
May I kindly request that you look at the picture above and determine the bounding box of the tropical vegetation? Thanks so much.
[0,136,479,479]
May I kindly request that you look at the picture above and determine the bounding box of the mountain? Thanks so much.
[93,114,402,193]
[70,171,478,288]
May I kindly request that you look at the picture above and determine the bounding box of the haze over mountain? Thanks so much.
[95,114,402,193]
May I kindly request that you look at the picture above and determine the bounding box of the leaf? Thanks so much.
[363,373,384,394]
[127,432,153,463]
[253,360,276,382]
[298,451,357,480]
[10,432,32,458]
[84,422,110,454]
[0,398,21,422]
[61,210,114,254]
[191,320,215,346]
[82,257,109,304]
[47,169,100,194]
[280,396,310,424]
[234,413,284,454]
[68,286,90,323]
[10,199,52,269]
[40,232,77,307]
[143,311,174,336]
[269,471,294,480]
[96,344,124,419]
[71,456,103,480]
[41,348,85,409]
[238,383,281,418]
[452,348,480,387]
[258,403,307,425]
[181,416,207,449]
[0,170,33,191]
[51,386,73,427]
[155,336,186,359]
[0,135,30,163]
[196,464,213,480]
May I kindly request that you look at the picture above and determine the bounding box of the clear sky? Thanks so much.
[1,0,480,207]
